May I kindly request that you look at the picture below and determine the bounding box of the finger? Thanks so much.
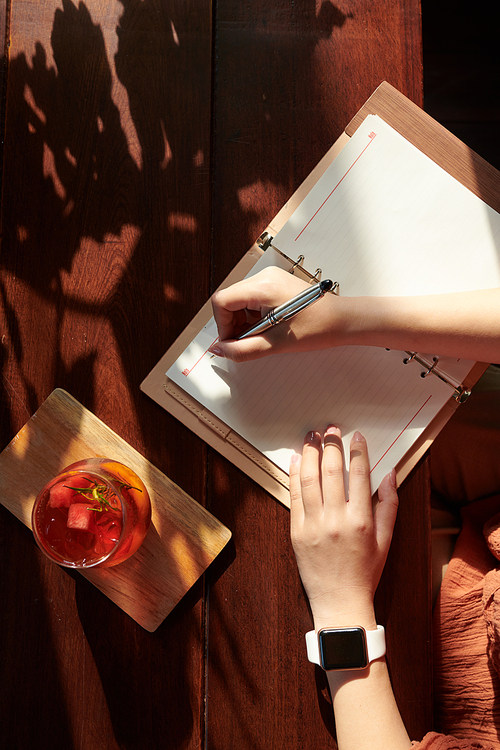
[211,272,281,340]
[211,286,251,342]
[321,425,346,506]
[374,469,399,554]
[299,431,324,515]
[211,269,310,343]
[208,335,274,363]
[347,431,372,514]
[289,452,304,536]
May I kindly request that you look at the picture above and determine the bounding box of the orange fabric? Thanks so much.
[412,731,495,749]
[431,497,500,747]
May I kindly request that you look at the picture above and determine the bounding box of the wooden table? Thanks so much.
[0,1,430,747]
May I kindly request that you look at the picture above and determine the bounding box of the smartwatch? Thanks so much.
[305,625,386,671]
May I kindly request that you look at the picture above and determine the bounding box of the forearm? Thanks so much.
[328,659,411,750]
[337,289,500,363]
[313,604,411,750]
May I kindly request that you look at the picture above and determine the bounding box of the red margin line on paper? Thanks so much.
[182,337,219,377]
[295,131,377,242]
[370,394,433,474]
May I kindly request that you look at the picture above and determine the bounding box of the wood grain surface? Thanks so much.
[0,1,428,748]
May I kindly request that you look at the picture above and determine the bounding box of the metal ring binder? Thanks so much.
[257,232,274,251]
[420,356,439,377]
[403,351,471,403]
[257,234,339,292]
[290,255,305,274]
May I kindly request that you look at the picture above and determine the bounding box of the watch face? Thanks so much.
[319,627,368,670]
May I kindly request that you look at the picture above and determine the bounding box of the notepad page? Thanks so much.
[167,116,500,490]
[273,115,500,298]
[168,327,457,490]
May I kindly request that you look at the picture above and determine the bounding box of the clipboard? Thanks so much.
[141,82,497,507]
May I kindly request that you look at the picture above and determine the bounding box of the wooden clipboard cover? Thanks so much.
[141,82,499,506]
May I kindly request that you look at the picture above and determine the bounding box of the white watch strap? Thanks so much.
[305,625,386,666]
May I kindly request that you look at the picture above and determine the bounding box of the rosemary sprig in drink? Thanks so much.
[64,480,141,512]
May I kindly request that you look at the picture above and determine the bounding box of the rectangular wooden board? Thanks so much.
[0,389,231,631]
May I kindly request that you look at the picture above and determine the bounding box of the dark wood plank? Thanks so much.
[0,0,7,179]
[207,1,426,747]
[0,1,212,747]
[376,459,434,735]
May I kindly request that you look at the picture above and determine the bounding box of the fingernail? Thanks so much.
[290,453,301,465]
[389,468,397,488]
[305,431,319,444]
[325,424,341,436]
[352,431,364,441]
[208,346,224,358]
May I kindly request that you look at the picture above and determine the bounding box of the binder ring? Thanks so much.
[455,386,472,404]
[257,232,273,251]
[420,357,439,378]
[290,255,305,274]
[312,268,322,280]
[403,351,471,403]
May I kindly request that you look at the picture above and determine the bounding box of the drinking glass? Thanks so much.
[31,458,152,569]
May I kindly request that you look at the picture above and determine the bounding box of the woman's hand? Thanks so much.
[289,426,399,632]
[209,267,343,362]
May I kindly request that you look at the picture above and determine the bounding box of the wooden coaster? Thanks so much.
[0,389,231,631]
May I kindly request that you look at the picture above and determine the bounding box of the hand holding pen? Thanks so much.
[208,267,338,362]
[237,278,333,339]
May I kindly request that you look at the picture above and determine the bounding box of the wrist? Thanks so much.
[313,611,378,633]
[321,294,362,347]
[336,296,391,348]
[312,605,378,633]
[341,294,430,353]
[321,295,381,349]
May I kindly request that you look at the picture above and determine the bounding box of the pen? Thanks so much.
[237,278,334,340]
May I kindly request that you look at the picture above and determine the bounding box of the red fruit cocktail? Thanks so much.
[31,458,152,569]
